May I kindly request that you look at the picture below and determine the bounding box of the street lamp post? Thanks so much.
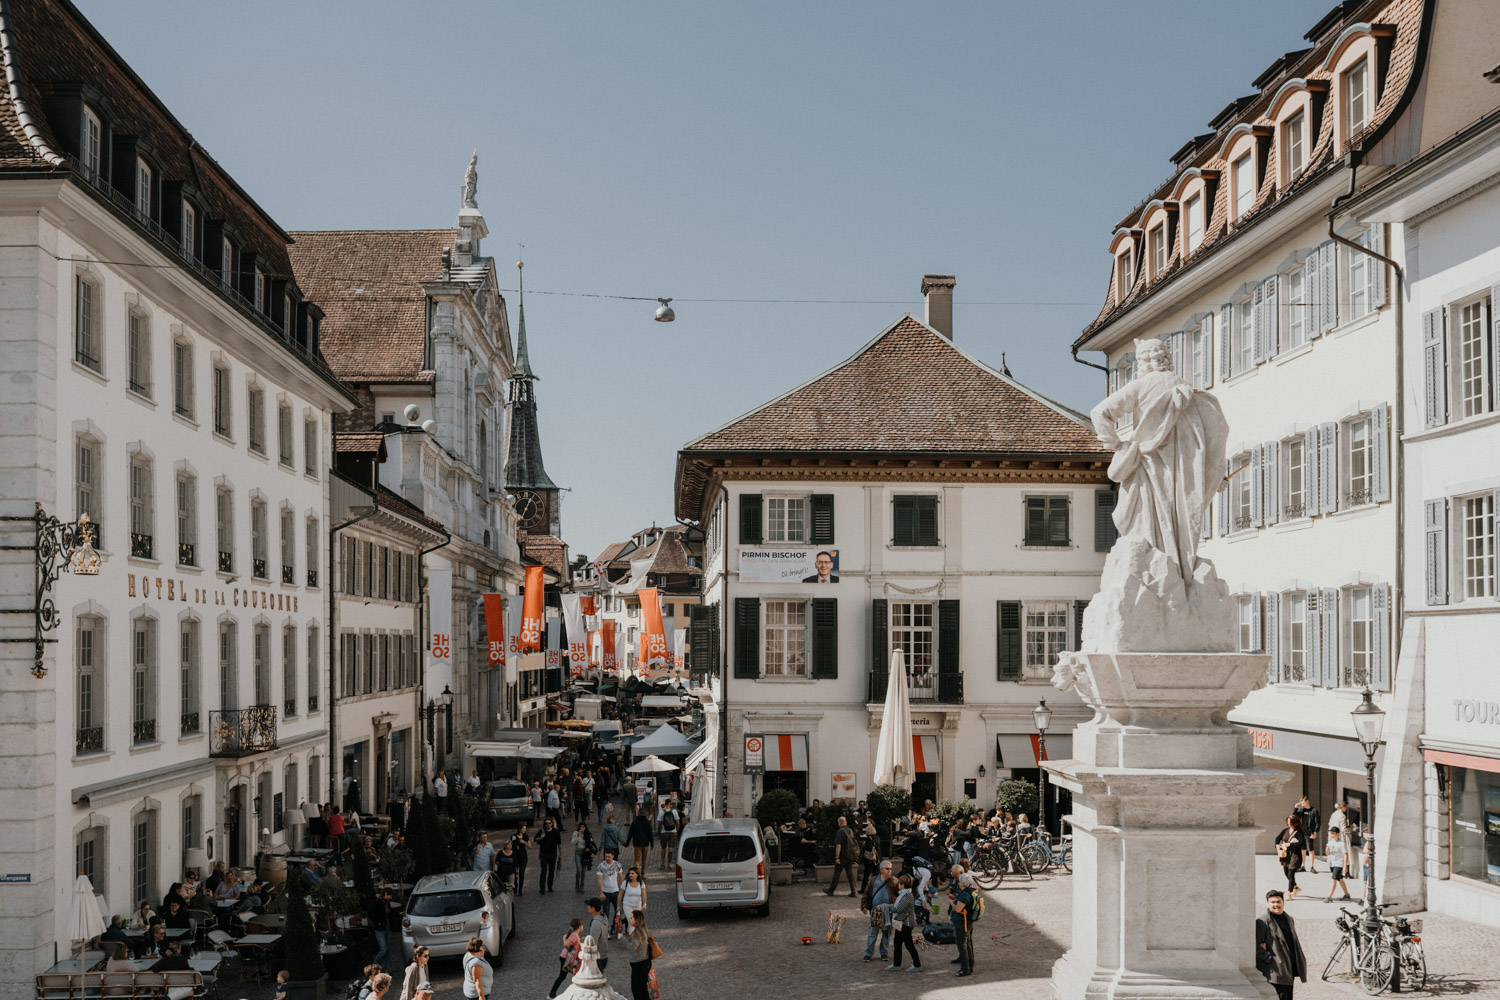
[1350,687,1386,977]
[1033,698,1053,839]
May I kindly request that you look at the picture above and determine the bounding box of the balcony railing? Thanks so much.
[178,541,196,567]
[130,532,154,559]
[282,564,296,585]
[284,698,296,717]
[306,569,318,588]
[1283,502,1307,520]
[132,718,157,744]
[208,705,278,758]
[867,671,964,704]
[76,726,104,754]
[1346,488,1374,508]
[180,711,200,734]
[307,694,318,713]
[252,558,267,580]
[218,550,233,573]
[1233,514,1255,532]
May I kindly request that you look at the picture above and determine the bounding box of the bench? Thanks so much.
[36,969,206,999]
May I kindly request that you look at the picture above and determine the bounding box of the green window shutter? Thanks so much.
[688,603,720,675]
[811,598,838,678]
[1073,599,1089,650]
[1024,497,1046,545]
[733,597,759,679]
[809,494,835,545]
[915,496,940,545]
[739,493,762,545]
[937,600,960,675]
[871,599,888,673]
[892,496,915,546]
[996,600,1022,680]
[1094,490,1118,552]
[1048,496,1071,546]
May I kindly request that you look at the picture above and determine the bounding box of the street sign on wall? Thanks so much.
[743,733,764,774]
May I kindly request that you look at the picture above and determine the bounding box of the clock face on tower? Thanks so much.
[514,489,547,530]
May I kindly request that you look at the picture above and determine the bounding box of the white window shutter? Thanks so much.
[1304,428,1320,517]
[1169,331,1184,378]
[1372,403,1390,503]
[1263,276,1279,357]
[1264,591,1280,683]
[1321,587,1339,688]
[1109,366,1119,394]
[1305,589,1321,686]
[1306,253,1322,340]
[1252,282,1267,365]
[1252,591,1264,652]
[1250,444,1264,528]
[1372,583,1391,691]
[1319,242,1338,333]
[1490,290,1500,415]
[1425,498,1448,606]
[1217,458,1230,536]
[1198,314,1214,388]
[1422,308,1446,428]
[1369,226,1385,309]
[1219,305,1232,382]
[1319,421,1339,514]
[1201,501,1213,540]
[1264,440,1280,526]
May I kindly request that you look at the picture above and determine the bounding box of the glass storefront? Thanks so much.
[1450,765,1500,887]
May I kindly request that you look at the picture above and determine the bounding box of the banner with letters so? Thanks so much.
[739,547,840,584]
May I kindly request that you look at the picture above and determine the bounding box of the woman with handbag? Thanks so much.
[624,909,659,1000]
[887,874,921,972]
[1273,815,1308,896]
[573,821,597,893]
[547,917,583,999]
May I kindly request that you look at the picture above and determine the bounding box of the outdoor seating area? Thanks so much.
[35,969,206,999]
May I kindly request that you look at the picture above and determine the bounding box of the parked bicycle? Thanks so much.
[1020,834,1073,875]
[970,835,1033,889]
[1322,904,1425,995]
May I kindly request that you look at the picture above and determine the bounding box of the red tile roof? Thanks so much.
[286,230,456,383]
[521,533,570,576]
[333,432,387,457]
[684,315,1106,456]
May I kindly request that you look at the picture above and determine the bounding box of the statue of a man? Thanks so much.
[1090,337,1228,604]
[461,151,479,209]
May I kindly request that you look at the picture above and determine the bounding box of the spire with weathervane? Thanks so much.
[505,260,560,536]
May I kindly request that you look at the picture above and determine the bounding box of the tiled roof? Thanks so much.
[647,529,702,577]
[521,533,569,576]
[333,432,387,457]
[683,315,1106,456]
[375,485,447,535]
[286,230,456,382]
[595,540,632,566]
[1082,0,1425,343]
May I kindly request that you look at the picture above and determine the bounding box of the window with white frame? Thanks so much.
[1283,110,1306,180]
[1343,412,1376,508]
[1457,297,1491,419]
[253,624,270,706]
[1149,224,1166,279]
[765,496,808,543]
[132,617,156,742]
[306,628,320,712]
[219,621,237,711]
[1284,264,1308,350]
[761,600,807,677]
[283,625,297,716]
[1343,58,1369,140]
[76,615,101,750]
[127,312,151,396]
[215,487,234,573]
[892,602,935,696]
[254,267,266,314]
[251,499,268,579]
[1281,590,1308,683]
[180,200,196,256]
[180,619,199,734]
[306,516,319,588]
[277,404,294,466]
[176,473,196,567]
[303,418,318,477]
[182,795,201,850]
[132,811,155,906]
[212,366,232,437]
[81,105,101,178]
[76,435,102,550]
[173,339,194,419]
[1231,452,1253,531]
[1347,241,1371,320]
[283,292,294,334]
[280,507,295,584]
[1232,152,1255,220]
[221,236,234,288]
[1184,194,1204,253]
[1282,435,1310,520]
[129,453,154,560]
[247,385,265,454]
[135,157,152,216]
[75,274,100,371]
[1024,602,1068,673]
[77,827,105,898]
[1463,494,1496,600]
[1236,594,1260,652]
[1116,249,1134,300]
[1344,585,1374,687]
[1235,295,1255,375]
[1187,320,1209,389]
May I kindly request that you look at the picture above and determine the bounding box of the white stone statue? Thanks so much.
[1084,337,1235,652]
[461,150,479,209]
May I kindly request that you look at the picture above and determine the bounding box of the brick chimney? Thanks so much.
[922,274,955,339]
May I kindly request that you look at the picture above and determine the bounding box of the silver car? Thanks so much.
[482,780,534,826]
[675,818,770,919]
[401,870,513,964]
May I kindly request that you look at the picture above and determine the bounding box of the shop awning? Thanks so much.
[641,695,685,709]
[467,740,530,759]
[1423,748,1500,775]
[764,733,809,771]
[911,735,940,773]
[994,734,1071,768]
[683,738,715,774]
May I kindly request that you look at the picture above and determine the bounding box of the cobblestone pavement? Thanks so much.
[415,821,1500,1000]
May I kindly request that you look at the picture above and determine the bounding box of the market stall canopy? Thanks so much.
[629,723,699,756]
[466,741,567,760]
[682,739,714,774]
[627,755,680,773]
[640,695,685,709]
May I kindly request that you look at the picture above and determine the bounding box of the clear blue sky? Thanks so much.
[79,0,1316,560]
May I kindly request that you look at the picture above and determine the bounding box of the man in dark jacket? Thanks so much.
[1255,890,1307,1000]
[1293,796,1322,873]
[625,808,654,875]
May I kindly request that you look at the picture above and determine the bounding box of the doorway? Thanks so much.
[375,736,388,816]
[911,773,938,811]
[343,742,367,814]
[763,770,808,805]
[227,786,244,868]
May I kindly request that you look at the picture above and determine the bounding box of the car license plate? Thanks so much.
[430,922,464,933]
[703,881,735,890]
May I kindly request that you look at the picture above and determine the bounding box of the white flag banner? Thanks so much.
[546,619,562,670]
[673,628,688,672]
[427,568,453,698]
[505,599,523,686]
[561,594,588,667]
[663,616,676,653]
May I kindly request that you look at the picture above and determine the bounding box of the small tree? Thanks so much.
[812,799,857,865]
[995,780,1039,820]
[866,784,911,828]
[928,798,977,842]
[753,788,801,831]
[376,843,415,889]
[283,871,323,983]
[404,797,433,881]
[350,834,380,925]
[445,786,474,858]
[420,792,448,874]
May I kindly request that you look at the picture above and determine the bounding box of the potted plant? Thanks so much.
[995,780,1039,820]
[281,874,326,1000]
[376,843,415,892]
[752,788,800,878]
[866,784,911,858]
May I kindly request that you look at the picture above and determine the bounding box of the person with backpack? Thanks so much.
[948,865,975,977]
[600,812,623,858]
[888,874,921,972]
[656,799,681,870]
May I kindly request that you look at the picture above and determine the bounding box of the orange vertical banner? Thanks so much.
[639,587,669,676]
[482,593,506,669]
[520,564,545,653]
[601,620,617,674]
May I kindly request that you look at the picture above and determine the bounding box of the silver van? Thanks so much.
[674,818,770,919]
[401,870,513,964]
[482,780,533,826]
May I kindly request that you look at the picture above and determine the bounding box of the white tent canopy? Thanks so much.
[627,754,680,773]
[873,648,914,787]
[629,723,699,756]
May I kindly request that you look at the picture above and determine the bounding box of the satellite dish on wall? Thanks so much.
[421,419,437,435]
[403,404,421,423]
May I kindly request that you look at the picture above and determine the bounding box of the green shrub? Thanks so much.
[995,780,1039,820]
[926,798,978,842]
[812,799,857,865]
[866,785,911,828]
[753,788,801,831]
[376,843,415,889]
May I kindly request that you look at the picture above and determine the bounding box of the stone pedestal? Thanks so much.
[1048,651,1293,1000]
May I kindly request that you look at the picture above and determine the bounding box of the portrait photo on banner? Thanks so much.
[739,547,839,584]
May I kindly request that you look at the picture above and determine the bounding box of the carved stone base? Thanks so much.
[1049,652,1293,1000]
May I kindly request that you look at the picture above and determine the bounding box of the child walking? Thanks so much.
[1323,827,1352,902]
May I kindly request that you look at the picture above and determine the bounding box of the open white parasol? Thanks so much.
[626,754,679,774]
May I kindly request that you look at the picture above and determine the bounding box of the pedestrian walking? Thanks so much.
[595,849,624,936]
[656,799,680,870]
[1326,801,1349,845]
[624,909,657,1000]
[460,937,492,1000]
[823,816,859,897]
[510,823,532,895]
[888,874,921,972]
[1293,796,1321,873]
[622,778,638,815]
[434,772,448,799]
[547,917,584,999]
[621,867,648,921]
[1255,890,1307,1000]
[1322,827,1353,902]
[492,838,518,891]
[860,860,896,963]
[1274,815,1308,896]
[573,821,597,892]
[856,814,880,892]
[586,898,611,971]
[601,812,623,857]
[626,808,654,876]
[471,832,494,873]
[370,888,396,968]
[531,781,544,820]
[949,865,974,977]
[398,945,430,1000]
[538,817,562,894]
[547,782,563,825]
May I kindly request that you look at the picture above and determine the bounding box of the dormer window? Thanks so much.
[135,158,152,216]
[283,292,294,333]
[221,236,234,289]
[1184,194,1204,254]
[1149,224,1166,279]
[254,267,266,314]
[1343,58,1369,139]
[1116,249,1134,301]
[1232,152,1255,220]
[1283,111,1306,180]
[81,106,102,178]
[180,201,196,257]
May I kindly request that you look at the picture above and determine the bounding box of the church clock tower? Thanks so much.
[504,262,561,537]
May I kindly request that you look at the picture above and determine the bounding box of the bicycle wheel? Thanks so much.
[1358,937,1394,995]
[972,853,1003,889]
[1321,933,1352,982]
[1023,843,1049,875]
[1400,941,1426,991]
